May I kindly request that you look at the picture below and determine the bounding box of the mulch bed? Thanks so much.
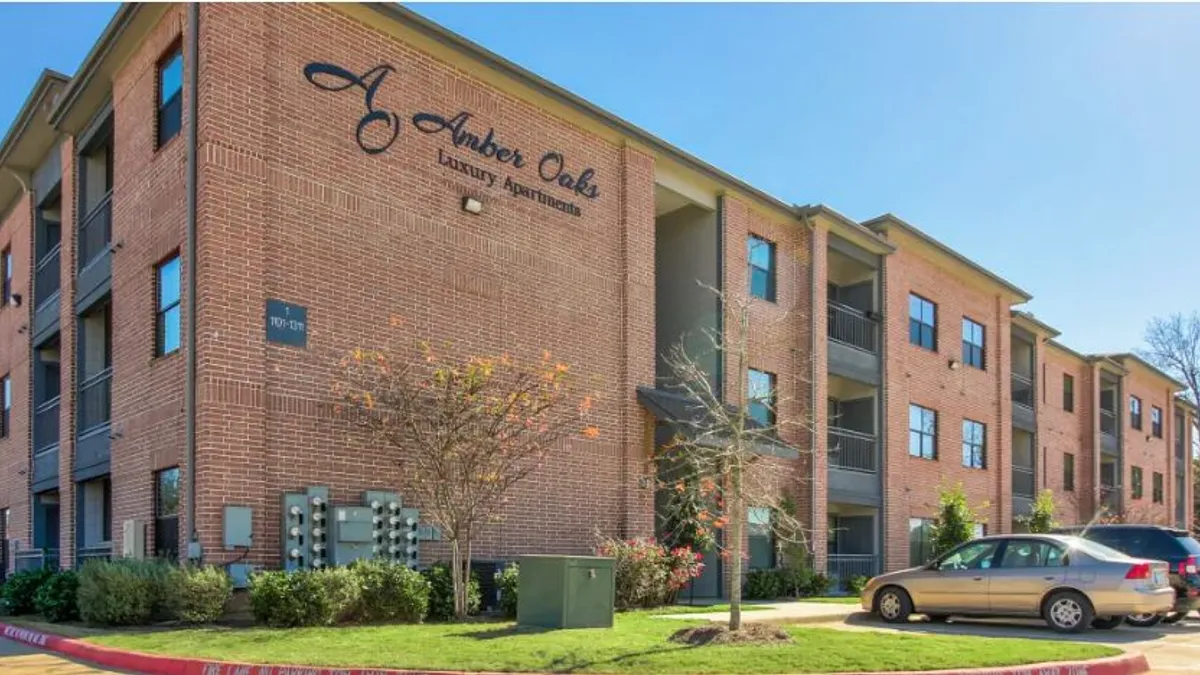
[669,623,794,646]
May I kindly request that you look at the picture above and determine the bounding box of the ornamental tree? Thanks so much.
[930,483,983,558]
[1017,489,1058,534]
[334,343,597,619]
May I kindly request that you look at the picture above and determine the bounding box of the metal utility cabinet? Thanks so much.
[517,555,614,629]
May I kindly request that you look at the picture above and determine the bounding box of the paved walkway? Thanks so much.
[656,600,861,624]
[0,636,128,674]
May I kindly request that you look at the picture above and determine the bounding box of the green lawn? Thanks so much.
[85,612,1120,674]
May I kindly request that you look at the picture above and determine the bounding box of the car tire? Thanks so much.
[1091,616,1124,630]
[1044,590,1094,633]
[1161,612,1186,625]
[1125,613,1165,628]
[875,586,913,624]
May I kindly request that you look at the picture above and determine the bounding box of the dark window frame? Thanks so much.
[747,235,776,303]
[0,373,9,439]
[961,317,985,370]
[1130,395,1143,430]
[1062,374,1074,413]
[1151,406,1163,438]
[1063,452,1075,492]
[1,246,10,308]
[908,293,938,351]
[1131,465,1144,500]
[1152,472,1164,504]
[747,368,776,427]
[909,403,938,460]
[962,418,986,469]
[154,467,181,560]
[155,253,181,357]
[156,42,184,149]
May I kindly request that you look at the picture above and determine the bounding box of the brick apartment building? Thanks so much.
[0,3,1192,594]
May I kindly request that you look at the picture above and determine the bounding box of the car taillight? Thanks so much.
[1183,556,1199,575]
[1126,562,1152,580]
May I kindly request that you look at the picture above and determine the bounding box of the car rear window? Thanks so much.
[1175,535,1200,556]
[1068,537,1134,561]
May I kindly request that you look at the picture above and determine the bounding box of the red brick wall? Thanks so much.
[192,3,656,567]
[1038,345,1092,524]
[0,193,33,566]
[881,236,1011,571]
[1121,369,1173,524]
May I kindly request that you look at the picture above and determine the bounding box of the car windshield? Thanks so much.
[1067,537,1134,561]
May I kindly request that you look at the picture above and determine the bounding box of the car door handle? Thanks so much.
[973,576,983,581]
[1043,576,1056,581]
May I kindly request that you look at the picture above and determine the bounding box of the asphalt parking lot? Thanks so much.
[833,612,1200,674]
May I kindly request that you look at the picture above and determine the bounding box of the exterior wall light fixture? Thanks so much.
[462,196,483,215]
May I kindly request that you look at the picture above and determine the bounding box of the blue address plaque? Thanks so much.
[265,299,308,348]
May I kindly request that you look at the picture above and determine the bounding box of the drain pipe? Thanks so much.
[184,1,200,561]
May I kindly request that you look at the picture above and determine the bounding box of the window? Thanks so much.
[747,235,776,302]
[154,468,180,560]
[908,404,937,459]
[747,369,776,427]
[1151,406,1163,438]
[973,523,987,538]
[1,247,10,307]
[1153,472,1164,504]
[998,540,1067,568]
[1131,466,1143,500]
[156,255,181,356]
[909,518,933,567]
[1062,374,1074,412]
[1063,453,1075,492]
[962,419,986,469]
[936,540,1001,571]
[0,374,9,438]
[748,507,775,570]
[1130,396,1142,430]
[961,317,985,369]
[157,45,183,148]
[908,294,937,350]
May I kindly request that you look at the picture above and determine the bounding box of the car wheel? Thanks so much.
[875,586,913,624]
[1161,612,1186,625]
[1091,616,1124,630]
[1044,590,1094,633]
[1125,613,1165,628]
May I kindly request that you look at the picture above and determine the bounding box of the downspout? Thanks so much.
[184,1,200,561]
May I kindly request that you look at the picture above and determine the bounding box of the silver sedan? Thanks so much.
[861,534,1175,633]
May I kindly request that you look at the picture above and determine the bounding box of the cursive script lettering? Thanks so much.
[411,111,526,168]
[304,63,400,155]
[538,152,600,199]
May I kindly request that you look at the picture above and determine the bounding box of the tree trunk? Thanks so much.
[461,538,474,621]
[728,464,744,631]
[451,538,466,620]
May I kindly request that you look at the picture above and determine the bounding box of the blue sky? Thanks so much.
[2,3,1197,354]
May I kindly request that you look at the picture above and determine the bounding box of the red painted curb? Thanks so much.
[0,621,1151,675]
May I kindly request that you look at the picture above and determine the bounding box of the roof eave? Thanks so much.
[1102,353,1188,391]
[1011,310,1061,339]
[48,3,148,133]
[794,204,895,255]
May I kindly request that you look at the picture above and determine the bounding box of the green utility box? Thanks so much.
[517,555,615,629]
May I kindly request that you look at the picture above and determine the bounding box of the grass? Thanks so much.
[84,611,1121,674]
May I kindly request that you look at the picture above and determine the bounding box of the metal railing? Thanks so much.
[829,427,877,473]
[14,548,59,573]
[1011,372,1034,410]
[77,193,112,271]
[1100,485,1121,514]
[34,244,61,308]
[76,543,113,568]
[1012,466,1035,498]
[827,302,878,354]
[1100,409,1117,437]
[77,368,112,434]
[33,397,60,453]
[828,554,879,586]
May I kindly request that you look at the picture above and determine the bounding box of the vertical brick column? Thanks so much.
[0,191,33,570]
[57,141,77,570]
[809,223,829,573]
[995,297,1012,533]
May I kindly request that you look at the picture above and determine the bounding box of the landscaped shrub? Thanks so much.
[423,563,480,621]
[34,571,79,622]
[495,563,519,618]
[596,538,704,610]
[248,568,361,627]
[78,559,172,626]
[801,572,832,597]
[744,568,785,600]
[167,566,233,624]
[349,560,429,623]
[0,569,53,616]
[845,575,870,596]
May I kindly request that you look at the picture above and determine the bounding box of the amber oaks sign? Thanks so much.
[304,62,600,217]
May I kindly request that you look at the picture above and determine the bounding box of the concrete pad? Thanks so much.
[0,636,130,674]
[655,601,861,625]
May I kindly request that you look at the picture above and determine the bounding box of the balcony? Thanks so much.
[76,543,112,569]
[14,548,59,573]
[829,427,877,473]
[33,397,60,453]
[827,302,880,385]
[1100,483,1121,514]
[827,554,879,588]
[76,194,112,311]
[75,368,112,480]
[1012,465,1035,499]
[1100,409,1119,453]
[32,245,61,340]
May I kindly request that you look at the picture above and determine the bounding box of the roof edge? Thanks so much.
[1046,339,1087,362]
[0,69,69,168]
[1011,310,1061,339]
[1102,353,1188,391]
[795,204,895,254]
[48,3,139,130]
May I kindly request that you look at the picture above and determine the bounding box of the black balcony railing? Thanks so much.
[829,427,877,473]
[14,548,59,573]
[827,554,879,587]
[33,397,60,452]
[827,302,878,354]
[77,368,112,434]
[1100,409,1117,437]
[76,543,113,569]
[34,244,61,308]
[1011,373,1034,410]
[77,194,112,271]
[1012,466,1035,498]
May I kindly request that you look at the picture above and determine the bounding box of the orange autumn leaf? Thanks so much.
[363,392,375,410]
[389,314,405,327]
[582,425,600,439]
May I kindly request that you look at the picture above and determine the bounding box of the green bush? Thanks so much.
[349,560,429,623]
[78,559,172,626]
[595,538,704,610]
[1,569,53,616]
[743,568,785,600]
[845,575,870,596]
[495,563,519,619]
[422,563,480,621]
[248,568,361,627]
[34,571,79,622]
[167,566,232,624]
[802,572,832,597]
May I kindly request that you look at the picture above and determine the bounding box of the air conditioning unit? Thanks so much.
[122,519,146,559]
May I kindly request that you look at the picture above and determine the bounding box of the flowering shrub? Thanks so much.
[597,537,703,609]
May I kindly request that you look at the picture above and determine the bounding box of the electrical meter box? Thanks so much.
[330,506,375,566]
[517,555,614,629]
[280,486,419,570]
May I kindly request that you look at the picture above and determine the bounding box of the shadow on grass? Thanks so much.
[843,612,1200,645]
[544,642,698,673]
[463,624,555,640]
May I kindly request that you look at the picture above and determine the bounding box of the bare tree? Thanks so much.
[334,343,597,619]
[655,286,813,631]
[1141,312,1200,410]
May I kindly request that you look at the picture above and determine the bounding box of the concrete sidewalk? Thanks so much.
[0,636,131,674]
[655,600,863,625]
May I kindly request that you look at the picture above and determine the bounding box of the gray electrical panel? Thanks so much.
[280,486,420,570]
